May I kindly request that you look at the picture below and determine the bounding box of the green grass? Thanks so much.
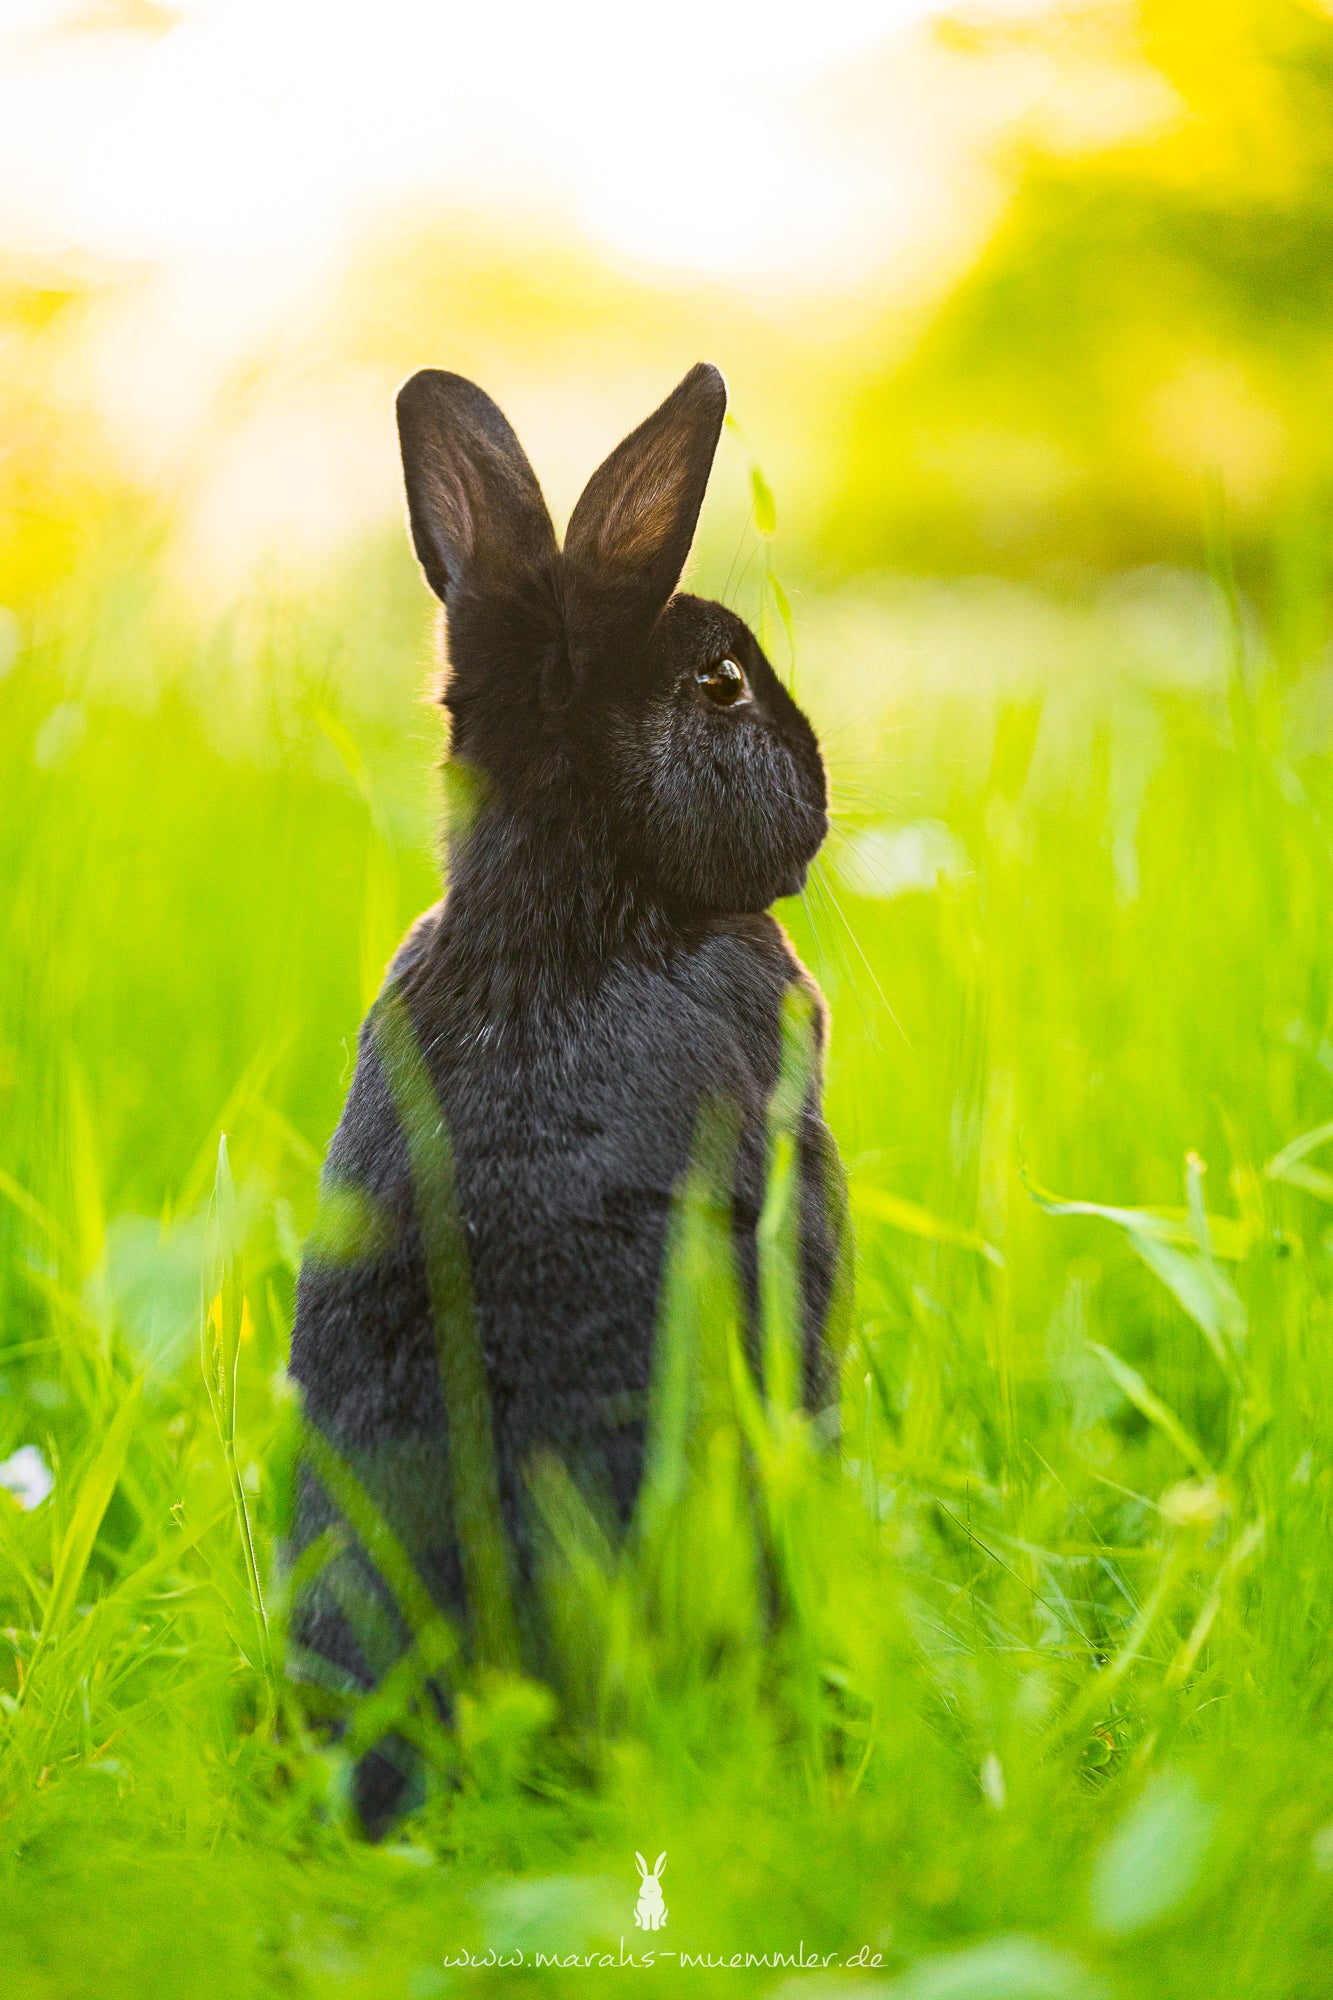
[4,527,1333,1998]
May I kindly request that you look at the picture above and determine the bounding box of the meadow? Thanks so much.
[3,468,1333,2000]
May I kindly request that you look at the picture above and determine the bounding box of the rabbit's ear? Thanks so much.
[635,1852,649,1878]
[654,1853,666,1877]
[563,362,726,642]
[397,370,557,606]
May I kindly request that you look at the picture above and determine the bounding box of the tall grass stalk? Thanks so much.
[200,1134,275,1700]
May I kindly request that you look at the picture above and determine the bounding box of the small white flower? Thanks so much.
[0,1444,54,1511]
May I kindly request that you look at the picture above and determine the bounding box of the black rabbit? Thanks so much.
[287,363,845,1832]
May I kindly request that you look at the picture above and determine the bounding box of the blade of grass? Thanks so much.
[200,1134,274,1697]
[853,1185,1004,1268]
[24,1376,143,1689]
[371,981,518,1672]
[1087,1343,1214,1478]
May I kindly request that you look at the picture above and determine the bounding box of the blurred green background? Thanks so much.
[6,0,1333,1994]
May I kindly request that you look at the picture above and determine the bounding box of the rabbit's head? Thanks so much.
[396,364,826,916]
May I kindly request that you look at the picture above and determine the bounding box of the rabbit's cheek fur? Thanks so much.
[600,592,830,916]
[610,696,827,915]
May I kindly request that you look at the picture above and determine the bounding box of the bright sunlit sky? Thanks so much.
[2,0,1055,577]
[0,0,1017,282]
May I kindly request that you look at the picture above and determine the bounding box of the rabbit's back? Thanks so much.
[289,904,833,1564]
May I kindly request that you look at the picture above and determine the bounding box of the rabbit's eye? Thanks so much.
[696,657,751,708]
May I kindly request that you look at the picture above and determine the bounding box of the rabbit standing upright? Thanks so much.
[287,363,845,1833]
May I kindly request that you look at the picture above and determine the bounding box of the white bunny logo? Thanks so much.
[633,1851,667,1930]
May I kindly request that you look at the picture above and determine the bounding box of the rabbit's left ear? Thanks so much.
[654,1853,666,1877]
[397,370,558,608]
[563,363,726,648]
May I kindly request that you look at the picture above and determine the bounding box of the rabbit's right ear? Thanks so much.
[562,362,727,653]
[396,371,558,606]
[635,1852,649,1878]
